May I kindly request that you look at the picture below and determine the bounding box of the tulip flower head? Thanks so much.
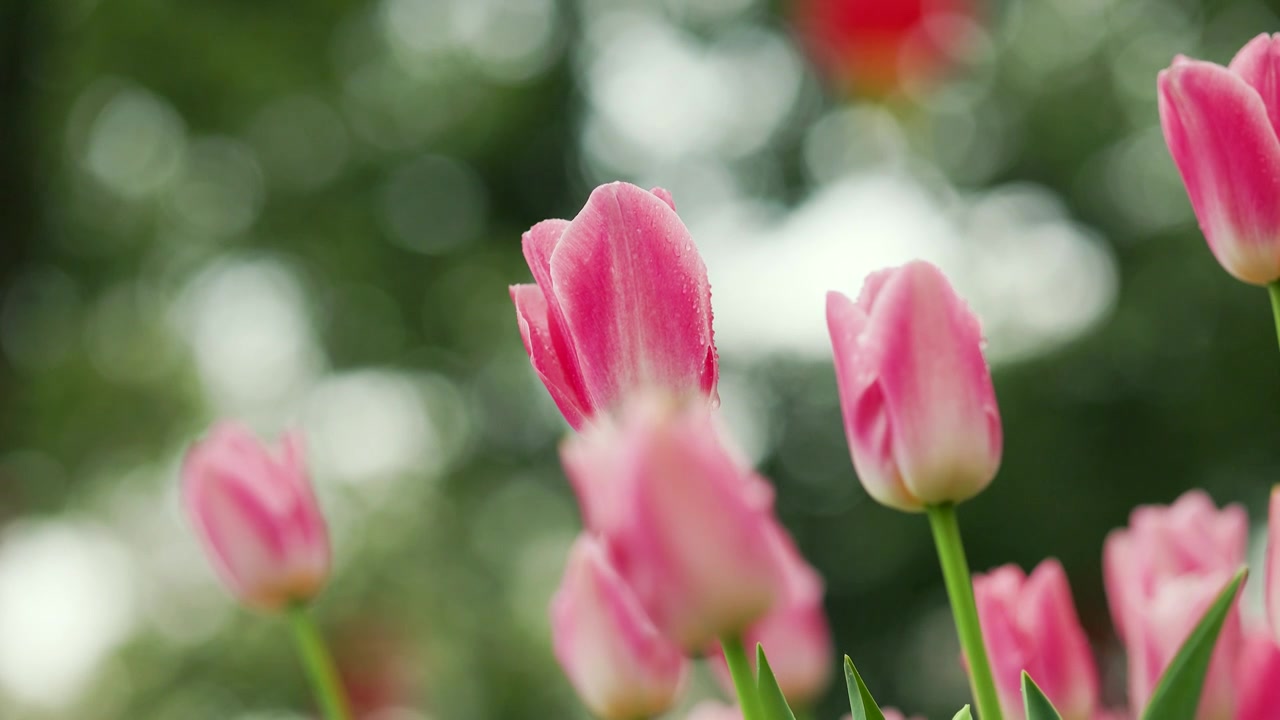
[510,182,718,429]
[1103,490,1246,719]
[561,394,783,650]
[551,535,687,720]
[826,260,1002,512]
[1237,627,1280,720]
[182,423,330,611]
[1159,34,1280,284]
[974,560,1099,720]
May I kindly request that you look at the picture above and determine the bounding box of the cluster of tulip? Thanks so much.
[177,31,1280,720]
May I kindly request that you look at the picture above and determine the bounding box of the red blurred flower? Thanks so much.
[791,0,975,96]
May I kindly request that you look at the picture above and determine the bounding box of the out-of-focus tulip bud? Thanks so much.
[1237,627,1280,720]
[711,524,833,707]
[1158,34,1280,285]
[1103,490,1246,720]
[510,182,718,430]
[841,709,923,720]
[974,560,1099,720]
[687,701,742,720]
[182,423,330,611]
[551,535,687,720]
[826,260,1001,512]
[791,0,974,96]
[561,395,783,650]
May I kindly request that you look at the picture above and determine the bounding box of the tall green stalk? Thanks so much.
[721,635,765,720]
[287,603,352,720]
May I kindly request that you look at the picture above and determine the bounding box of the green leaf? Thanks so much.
[1140,567,1247,720]
[755,645,797,720]
[952,705,973,720]
[1022,672,1063,720]
[843,655,885,720]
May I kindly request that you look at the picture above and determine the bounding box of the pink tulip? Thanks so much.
[1236,627,1280,720]
[1103,490,1246,720]
[686,701,742,720]
[826,260,1001,511]
[182,423,330,611]
[1158,34,1280,284]
[974,560,1099,720]
[841,709,923,720]
[561,394,783,650]
[510,182,718,429]
[1267,486,1280,647]
[711,524,833,706]
[551,535,687,720]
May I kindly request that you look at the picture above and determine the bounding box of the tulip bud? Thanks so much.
[551,535,687,720]
[182,423,330,611]
[1267,485,1280,647]
[1158,34,1280,285]
[711,524,833,707]
[561,394,783,650]
[510,182,718,429]
[826,260,1001,512]
[841,711,922,720]
[686,701,742,720]
[1103,490,1246,720]
[974,560,1099,720]
[1237,627,1280,720]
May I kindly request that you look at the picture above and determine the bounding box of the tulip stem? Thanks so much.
[1268,282,1280,353]
[926,503,1002,720]
[287,603,351,720]
[721,635,765,720]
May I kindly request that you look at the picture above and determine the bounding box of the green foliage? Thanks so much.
[952,706,973,720]
[844,655,886,720]
[1021,672,1062,720]
[1140,569,1247,720]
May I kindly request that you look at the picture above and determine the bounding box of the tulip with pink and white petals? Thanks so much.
[510,182,718,429]
[974,560,1099,720]
[1158,34,1280,285]
[826,260,1001,511]
[711,525,833,707]
[182,423,330,612]
[551,535,687,720]
[561,395,783,650]
[1103,490,1246,720]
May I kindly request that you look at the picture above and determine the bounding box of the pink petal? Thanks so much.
[1229,33,1280,137]
[549,183,716,413]
[1268,486,1280,646]
[511,283,590,428]
[1159,60,1280,284]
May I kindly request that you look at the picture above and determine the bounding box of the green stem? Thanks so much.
[1267,282,1280,353]
[926,504,1003,720]
[721,635,765,720]
[287,603,352,720]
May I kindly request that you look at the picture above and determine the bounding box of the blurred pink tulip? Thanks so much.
[686,701,742,720]
[826,260,1001,511]
[711,524,833,707]
[841,709,923,720]
[510,182,718,429]
[974,560,1099,720]
[1103,491,1246,720]
[551,535,687,720]
[182,423,330,611]
[1158,34,1280,284]
[1236,627,1280,720]
[1267,486,1280,646]
[561,395,783,649]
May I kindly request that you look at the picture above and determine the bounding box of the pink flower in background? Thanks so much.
[711,524,833,707]
[561,395,783,649]
[791,0,975,96]
[510,182,718,429]
[1103,491,1246,720]
[841,709,924,720]
[1236,627,1280,720]
[182,423,330,611]
[1158,34,1280,284]
[686,701,742,720]
[826,260,1001,512]
[974,560,1099,720]
[551,536,687,720]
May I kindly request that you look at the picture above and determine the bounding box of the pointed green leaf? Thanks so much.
[952,705,973,720]
[755,645,797,720]
[843,655,886,720]
[1022,672,1063,720]
[1140,568,1247,720]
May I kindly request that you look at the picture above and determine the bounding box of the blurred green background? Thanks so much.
[2,0,1280,718]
